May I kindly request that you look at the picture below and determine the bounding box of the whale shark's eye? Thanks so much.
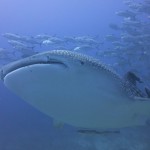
[80,61,84,65]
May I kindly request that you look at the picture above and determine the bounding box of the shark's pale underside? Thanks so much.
[1,50,150,130]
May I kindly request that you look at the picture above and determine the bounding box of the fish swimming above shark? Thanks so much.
[0,50,150,130]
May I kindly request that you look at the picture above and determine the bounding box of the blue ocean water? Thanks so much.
[0,0,150,149]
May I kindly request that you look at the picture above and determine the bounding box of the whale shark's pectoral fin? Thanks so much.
[131,97,150,118]
[77,129,120,135]
[53,119,64,128]
[133,96,150,101]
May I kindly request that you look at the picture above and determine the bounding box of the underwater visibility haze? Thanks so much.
[0,0,150,150]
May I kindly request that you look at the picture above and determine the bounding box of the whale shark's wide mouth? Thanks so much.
[0,50,93,81]
[0,57,68,81]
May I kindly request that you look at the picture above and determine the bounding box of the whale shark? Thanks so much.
[0,50,150,130]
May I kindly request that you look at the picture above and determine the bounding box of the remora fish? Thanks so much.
[0,50,150,130]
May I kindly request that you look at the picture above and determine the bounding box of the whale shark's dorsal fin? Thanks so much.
[124,71,143,86]
[123,71,145,98]
[124,71,150,99]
